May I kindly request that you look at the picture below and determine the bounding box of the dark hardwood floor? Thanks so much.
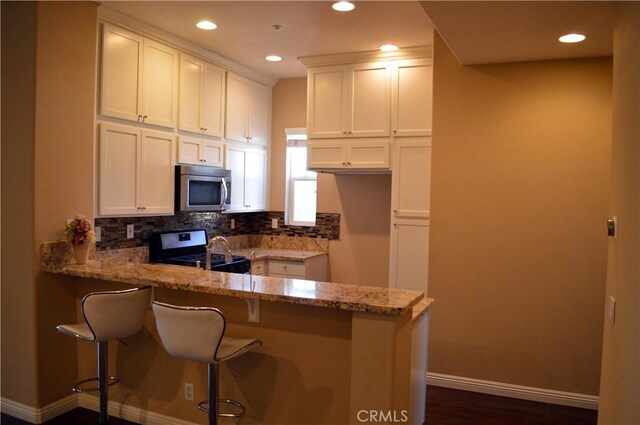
[426,386,597,425]
[1,386,598,425]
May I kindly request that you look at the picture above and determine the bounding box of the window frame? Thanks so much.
[284,128,317,227]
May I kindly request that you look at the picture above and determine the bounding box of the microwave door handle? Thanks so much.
[220,178,228,210]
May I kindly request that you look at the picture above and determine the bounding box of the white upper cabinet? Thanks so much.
[100,24,178,128]
[179,54,225,137]
[225,145,267,211]
[225,72,270,146]
[307,139,390,171]
[99,123,175,217]
[392,60,433,137]
[307,63,391,139]
[177,135,224,167]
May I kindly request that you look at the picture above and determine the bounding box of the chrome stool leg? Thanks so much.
[196,364,246,425]
[98,341,109,425]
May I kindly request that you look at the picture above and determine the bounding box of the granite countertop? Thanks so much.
[233,248,327,262]
[43,260,426,315]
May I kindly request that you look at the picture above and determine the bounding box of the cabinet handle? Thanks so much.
[393,129,397,133]
[142,115,148,121]
[137,115,143,121]
[202,159,207,162]
[342,131,348,135]
[347,162,351,165]
[394,223,398,227]
[342,162,347,165]
[348,131,353,134]
[393,209,398,213]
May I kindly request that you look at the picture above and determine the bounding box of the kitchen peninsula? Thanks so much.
[42,246,433,425]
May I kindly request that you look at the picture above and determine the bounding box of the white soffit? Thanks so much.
[420,1,614,65]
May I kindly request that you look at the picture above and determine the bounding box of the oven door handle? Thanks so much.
[220,178,228,210]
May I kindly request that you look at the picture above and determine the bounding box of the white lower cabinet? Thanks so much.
[257,256,328,281]
[389,219,429,292]
[177,135,224,167]
[307,139,390,171]
[99,123,175,216]
[225,145,266,211]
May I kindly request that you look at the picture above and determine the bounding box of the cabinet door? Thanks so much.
[389,219,429,293]
[247,81,270,145]
[138,130,175,214]
[99,123,139,216]
[226,73,249,142]
[179,55,203,133]
[226,146,246,209]
[141,39,178,128]
[201,63,226,137]
[100,24,142,122]
[347,140,390,169]
[244,149,267,210]
[349,65,391,137]
[307,141,347,169]
[201,140,224,168]
[177,135,202,165]
[393,62,433,137]
[392,139,431,218]
[307,68,348,139]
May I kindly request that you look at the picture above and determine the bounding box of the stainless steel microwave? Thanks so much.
[175,165,231,212]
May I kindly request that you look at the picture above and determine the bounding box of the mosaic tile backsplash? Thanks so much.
[95,211,340,251]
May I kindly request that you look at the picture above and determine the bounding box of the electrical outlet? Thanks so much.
[126,224,134,239]
[230,218,235,230]
[271,218,278,229]
[95,226,102,242]
[184,383,194,401]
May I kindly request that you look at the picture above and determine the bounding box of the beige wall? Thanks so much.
[1,1,98,407]
[270,79,391,287]
[429,34,611,395]
[598,3,640,424]
[1,1,39,406]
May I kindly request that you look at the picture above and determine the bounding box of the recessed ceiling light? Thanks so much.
[379,44,399,52]
[196,21,217,30]
[559,33,586,43]
[265,55,282,62]
[332,2,355,12]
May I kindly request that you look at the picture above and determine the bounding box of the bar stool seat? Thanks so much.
[57,286,152,425]
[152,301,262,425]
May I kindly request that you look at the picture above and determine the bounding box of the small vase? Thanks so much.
[73,243,91,265]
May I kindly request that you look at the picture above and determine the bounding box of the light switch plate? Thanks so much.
[230,218,235,230]
[95,226,101,242]
[126,224,134,239]
[271,218,278,229]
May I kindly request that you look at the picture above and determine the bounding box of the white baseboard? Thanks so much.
[427,372,599,410]
[1,394,197,425]
[78,393,199,425]
[1,394,78,424]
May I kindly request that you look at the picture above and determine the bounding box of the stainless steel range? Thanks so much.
[149,229,250,274]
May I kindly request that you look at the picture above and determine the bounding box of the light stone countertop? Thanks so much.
[233,248,327,262]
[43,259,427,315]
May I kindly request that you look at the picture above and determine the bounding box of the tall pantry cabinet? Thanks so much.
[303,52,433,294]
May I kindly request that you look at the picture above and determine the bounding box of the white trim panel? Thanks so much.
[427,372,599,410]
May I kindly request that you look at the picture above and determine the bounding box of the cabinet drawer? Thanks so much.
[268,261,305,277]
[251,260,266,276]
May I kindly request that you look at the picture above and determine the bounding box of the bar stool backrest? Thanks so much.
[152,301,226,364]
[81,286,152,342]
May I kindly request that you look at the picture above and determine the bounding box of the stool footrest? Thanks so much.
[197,399,246,418]
[72,376,119,393]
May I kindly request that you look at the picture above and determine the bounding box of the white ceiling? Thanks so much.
[420,1,614,65]
[100,1,436,81]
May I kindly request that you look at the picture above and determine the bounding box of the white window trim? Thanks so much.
[284,128,316,227]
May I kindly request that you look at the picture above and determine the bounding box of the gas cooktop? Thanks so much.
[149,229,250,274]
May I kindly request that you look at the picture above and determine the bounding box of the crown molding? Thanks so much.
[97,6,278,87]
[298,45,433,68]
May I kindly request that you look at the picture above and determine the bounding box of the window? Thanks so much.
[285,128,317,226]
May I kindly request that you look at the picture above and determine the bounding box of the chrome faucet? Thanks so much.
[206,236,233,270]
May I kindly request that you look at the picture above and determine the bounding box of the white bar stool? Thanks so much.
[56,286,152,425]
[152,301,262,425]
